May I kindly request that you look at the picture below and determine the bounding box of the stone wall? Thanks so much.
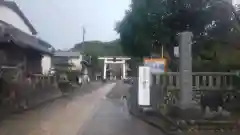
[0,74,62,120]
[0,41,60,120]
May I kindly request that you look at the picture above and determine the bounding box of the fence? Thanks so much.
[151,72,237,90]
[0,66,60,112]
[150,72,239,108]
[29,74,58,89]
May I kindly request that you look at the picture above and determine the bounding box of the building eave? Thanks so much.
[0,21,52,55]
[0,1,37,35]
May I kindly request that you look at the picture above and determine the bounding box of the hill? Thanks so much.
[73,39,124,56]
[72,39,125,73]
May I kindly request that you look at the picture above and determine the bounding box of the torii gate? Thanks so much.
[98,57,131,80]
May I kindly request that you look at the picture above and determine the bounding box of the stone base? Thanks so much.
[168,103,202,120]
[203,106,231,120]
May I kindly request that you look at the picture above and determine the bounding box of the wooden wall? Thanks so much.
[0,42,42,74]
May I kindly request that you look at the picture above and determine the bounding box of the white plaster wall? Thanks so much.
[82,67,88,74]
[233,0,239,5]
[0,5,32,34]
[79,55,83,62]
[41,55,52,75]
[69,57,82,71]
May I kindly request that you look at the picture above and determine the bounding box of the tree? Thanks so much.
[116,0,240,71]
[117,1,239,55]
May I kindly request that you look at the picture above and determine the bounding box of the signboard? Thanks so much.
[144,58,167,73]
[174,46,179,58]
[138,66,151,106]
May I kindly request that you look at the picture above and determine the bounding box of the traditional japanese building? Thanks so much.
[0,1,53,75]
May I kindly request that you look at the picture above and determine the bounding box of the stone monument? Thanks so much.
[174,31,202,119]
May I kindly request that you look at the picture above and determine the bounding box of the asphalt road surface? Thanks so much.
[0,81,163,135]
[0,81,108,135]
[80,81,163,135]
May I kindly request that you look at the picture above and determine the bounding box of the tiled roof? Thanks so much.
[54,51,81,57]
[0,21,52,54]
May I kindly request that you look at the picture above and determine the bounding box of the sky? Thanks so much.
[13,0,131,49]
[12,0,240,49]
[233,0,240,5]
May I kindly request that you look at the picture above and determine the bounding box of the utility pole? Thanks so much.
[161,45,164,58]
[82,26,86,53]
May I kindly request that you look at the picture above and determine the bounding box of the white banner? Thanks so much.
[138,66,151,106]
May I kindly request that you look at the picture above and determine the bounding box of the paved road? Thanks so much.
[0,81,163,135]
[79,99,163,135]
[80,81,164,135]
[0,82,111,135]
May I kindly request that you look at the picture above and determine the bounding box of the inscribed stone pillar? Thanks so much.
[179,31,193,108]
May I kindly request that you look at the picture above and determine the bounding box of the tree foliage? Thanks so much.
[116,0,240,61]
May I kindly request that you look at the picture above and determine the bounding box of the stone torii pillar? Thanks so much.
[122,62,126,79]
[103,59,107,80]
